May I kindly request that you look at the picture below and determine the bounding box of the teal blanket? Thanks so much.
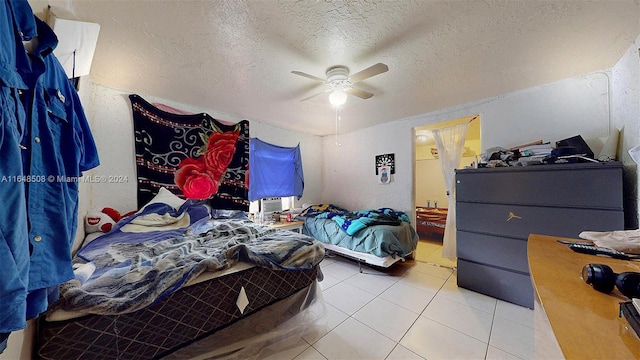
[316,208,411,236]
[300,205,417,258]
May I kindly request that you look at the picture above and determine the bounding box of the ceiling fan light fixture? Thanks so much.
[329,90,347,107]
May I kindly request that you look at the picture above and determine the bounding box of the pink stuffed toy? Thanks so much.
[85,207,122,234]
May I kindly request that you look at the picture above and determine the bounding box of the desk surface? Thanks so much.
[528,234,640,360]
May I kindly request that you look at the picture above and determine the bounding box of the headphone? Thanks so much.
[581,263,640,298]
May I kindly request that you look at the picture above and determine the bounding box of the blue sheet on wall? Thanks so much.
[249,138,304,201]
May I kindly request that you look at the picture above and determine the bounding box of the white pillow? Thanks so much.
[141,187,187,211]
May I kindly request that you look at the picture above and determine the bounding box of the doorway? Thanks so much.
[412,116,481,264]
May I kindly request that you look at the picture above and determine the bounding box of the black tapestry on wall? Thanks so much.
[129,94,249,210]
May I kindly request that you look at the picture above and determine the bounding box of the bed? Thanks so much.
[415,206,447,237]
[36,194,325,360]
[298,204,418,268]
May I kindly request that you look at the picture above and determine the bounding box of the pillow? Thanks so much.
[141,187,186,211]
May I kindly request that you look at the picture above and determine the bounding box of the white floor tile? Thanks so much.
[400,316,488,359]
[320,261,360,282]
[344,271,400,296]
[318,273,341,291]
[295,241,539,360]
[449,269,458,283]
[294,346,329,360]
[421,296,494,343]
[313,317,396,360]
[489,316,535,360]
[322,281,377,315]
[353,297,420,342]
[435,279,497,314]
[303,303,349,344]
[385,344,426,360]
[422,254,457,269]
[398,269,447,293]
[409,261,455,280]
[485,346,524,360]
[379,281,437,314]
[494,300,534,328]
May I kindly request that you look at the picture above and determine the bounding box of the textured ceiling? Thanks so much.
[46,0,639,136]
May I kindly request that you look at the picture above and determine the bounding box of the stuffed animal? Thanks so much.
[85,207,122,234]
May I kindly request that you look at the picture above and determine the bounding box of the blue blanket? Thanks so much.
[57,202,325,315]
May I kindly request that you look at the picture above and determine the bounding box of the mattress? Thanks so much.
[36,264,320,360]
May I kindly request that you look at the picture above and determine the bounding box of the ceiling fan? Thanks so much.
[291,63,389,105]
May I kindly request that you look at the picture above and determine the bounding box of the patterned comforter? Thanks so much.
[56,202,325,315]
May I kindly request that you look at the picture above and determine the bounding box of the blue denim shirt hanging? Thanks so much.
[0,0,35,338]
[17,17,100,319]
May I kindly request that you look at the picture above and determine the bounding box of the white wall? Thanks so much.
[85,85,324,214]
[415,156,476,209]
[322,72,616,214]
[612,32,640,228]
[322,122,415,211]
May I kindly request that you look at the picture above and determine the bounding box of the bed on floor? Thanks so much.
[36,194,325,360]
[298,204,418,268]
[415,206,447,237]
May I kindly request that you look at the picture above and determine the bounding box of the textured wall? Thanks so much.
[322,72,616,215]
[85,85,324,214]
[612,33,640,228]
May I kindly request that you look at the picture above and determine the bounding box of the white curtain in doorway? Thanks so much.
[432,121,470,260]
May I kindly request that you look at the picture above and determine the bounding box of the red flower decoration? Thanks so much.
[204,131,239,178]
[174,131,240,199]
[174,158,219,200]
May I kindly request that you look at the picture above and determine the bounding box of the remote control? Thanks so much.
[568,243,632,260]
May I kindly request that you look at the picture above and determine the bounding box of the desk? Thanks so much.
[528,234,640,359]
[267,220,304,233]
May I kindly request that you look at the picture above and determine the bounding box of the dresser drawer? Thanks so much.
[456,202,624,240]
[457,259,534,308]
[456,163,623,209]
[457,231,529,273]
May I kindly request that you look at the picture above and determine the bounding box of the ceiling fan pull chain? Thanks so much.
[335,107,341,146]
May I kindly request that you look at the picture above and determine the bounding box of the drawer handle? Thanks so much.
[507,212,522,221]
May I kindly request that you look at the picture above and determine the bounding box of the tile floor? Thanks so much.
[259,238,537,360]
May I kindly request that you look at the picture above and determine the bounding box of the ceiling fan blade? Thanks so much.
[300,88,331,102]
[349,63,389,83]
[291,71,326,82]
[345,87,374,99]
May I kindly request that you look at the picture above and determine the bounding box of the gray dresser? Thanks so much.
[455,162,624,308]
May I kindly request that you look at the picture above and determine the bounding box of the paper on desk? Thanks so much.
[579,229,640,254]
